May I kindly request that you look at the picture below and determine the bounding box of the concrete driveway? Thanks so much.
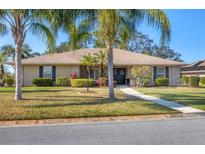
[1,116,205,144]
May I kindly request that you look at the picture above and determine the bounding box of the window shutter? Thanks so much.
[39,66,43,78]
[52,66,56,81]
[165,67,169,78]
[153,66,157,81]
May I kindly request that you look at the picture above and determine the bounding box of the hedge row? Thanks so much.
[70,79,94,87]
[32,78,53,86]
[32,77,96,87]
[182,76,189,85]
[32,77,170,87]
[190,76,200,87]
[32,77,71,87]
[200,77,205,84]
[182,76,202,87]
[56,77,70,86]
[155,77,169,86]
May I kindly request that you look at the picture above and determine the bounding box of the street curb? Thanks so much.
[0,113,188,127]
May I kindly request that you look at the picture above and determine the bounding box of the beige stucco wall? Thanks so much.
[169,66,180,86]
[23,65,39,86]
[23,65,80,86]
[22,64,180,86]
[56,65,79,78]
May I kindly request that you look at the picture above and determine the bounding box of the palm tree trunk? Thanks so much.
[1,63,5,86]
[107,44,115,99]
[87,66,90,92]
[101,64,104,77]
[0,62,4,86]
[99,68,102,87]
[15,42,22,100]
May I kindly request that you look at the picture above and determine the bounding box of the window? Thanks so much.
[43,66,52,78]
[157,67,165,78]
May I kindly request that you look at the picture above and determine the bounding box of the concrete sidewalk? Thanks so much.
[119,87,204,114]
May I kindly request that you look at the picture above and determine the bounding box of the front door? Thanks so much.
[113,68,126,85]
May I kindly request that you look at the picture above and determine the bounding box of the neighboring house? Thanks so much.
[21,48,182,86]
[181,60,205,77]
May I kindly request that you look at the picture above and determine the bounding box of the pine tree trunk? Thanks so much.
[15,42,22,100]
[107,44,115,99]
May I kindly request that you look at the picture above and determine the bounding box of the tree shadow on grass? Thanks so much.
[42,95,104,99]
[22,91,133,101]
[0,89,73,94]
[21,97,135,108]
[23,94,106,101]
[23,89,72,93]
[0,90,15,93]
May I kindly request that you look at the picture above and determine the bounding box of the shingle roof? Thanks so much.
[181,60,205,74]
[22,48,183,66]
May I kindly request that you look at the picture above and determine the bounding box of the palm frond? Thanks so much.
[28,22,55,52]
[144,9,171,44]
[0,23,7,36]
[0,44,15,59]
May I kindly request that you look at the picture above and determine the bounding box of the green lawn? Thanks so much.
[0,87,177,121]
[136,87,205,110]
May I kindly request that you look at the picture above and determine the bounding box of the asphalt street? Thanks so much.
[0,116,205,144]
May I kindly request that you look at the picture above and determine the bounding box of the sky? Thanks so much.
[0,9,205,64]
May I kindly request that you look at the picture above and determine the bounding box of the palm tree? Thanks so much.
[0,44,40,61]
[116,28,132,50]
[0,10,55,100]
[80,53,96,92]
[94,50,107,78]
[48,10,92,51]
[89,9,171,99]
[92,31,106,48]
[67,19,92,50]
[0,53,7,86]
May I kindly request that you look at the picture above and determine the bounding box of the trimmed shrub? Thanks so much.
[56,77,70,86]
[200,77,205,85]
[71,79,94,87]
[5,77,14,86]
[189,76,200,87]
[32,78,52,86]
[143,79,150,87]
[155,77,169,86]
[182,76,189,85]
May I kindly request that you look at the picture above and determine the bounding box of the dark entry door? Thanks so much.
[113,68,126,85]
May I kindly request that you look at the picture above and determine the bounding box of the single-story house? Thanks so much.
[181,60,205,77]
[21,48,183,86]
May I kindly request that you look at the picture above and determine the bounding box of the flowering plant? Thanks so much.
[70,72,78,79]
